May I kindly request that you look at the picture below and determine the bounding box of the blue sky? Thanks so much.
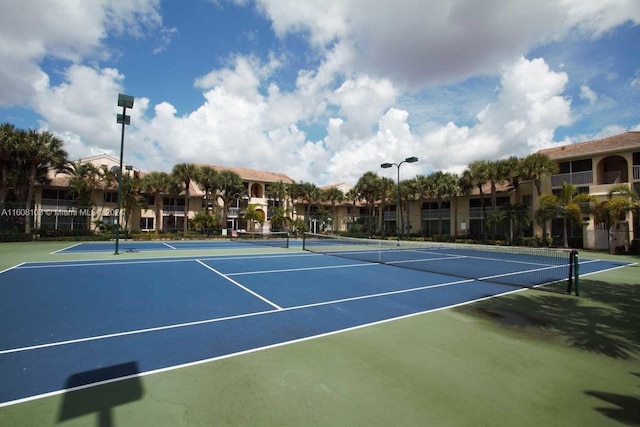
[1,0,639,185]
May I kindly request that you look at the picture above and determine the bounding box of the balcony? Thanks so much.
[603,171,622,184]
[551,171,593,187]
[40,198,74,210]
[421,209,450,220]
[383,211,397,220]
[162,205,185,215]
[589,182,632,196]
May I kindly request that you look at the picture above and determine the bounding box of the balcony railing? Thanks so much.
[162,205,185,214]
[603,171,621,185]
[383,211,396,220]
[421,209,450,220]
[40,198,74,210]
[551,171,593,187]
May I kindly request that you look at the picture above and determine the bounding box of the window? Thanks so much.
[140,218,154,230]
[571,159,592,172]
[104,191,118,203]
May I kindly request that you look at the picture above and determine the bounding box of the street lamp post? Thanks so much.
[115,93,134,255]
[381,156,418,242]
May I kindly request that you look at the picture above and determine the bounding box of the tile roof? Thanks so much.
[198,164,295,184]
[538,131,640,160]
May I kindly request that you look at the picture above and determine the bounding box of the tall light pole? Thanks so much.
[381,156,418,242]
[115,93,134,255]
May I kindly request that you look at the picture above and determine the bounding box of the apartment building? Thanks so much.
[31,154,295,234]
[27,132,640,246]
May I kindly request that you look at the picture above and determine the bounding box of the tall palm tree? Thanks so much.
[432,171,458,235]
[97,164,118,217]
[18,129,68,233]
[122,172,146,236]
[399,178,416,237]
[0,123,18,205]
[463,159,491,240]
[141,171,172,235]
[321,186,345,232]
[345,187,360,232]
[536,182,594,247]
[520,153,558,197]
[356,172,384,234]
[172,163,199,233]
[377,177,394,237]
[243,203,265,231]
[412,175,434,234]
[197,165,218,215]
[266,180,290,227]
[301,181,320,226]
[269,205,292,232]
[64,161,100,231]
[216,169,245,230]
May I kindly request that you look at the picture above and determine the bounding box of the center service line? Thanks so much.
[195,259,283,310]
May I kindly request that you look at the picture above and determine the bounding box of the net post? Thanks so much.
[302,232,307,251]
[573,251,580,296]
[567,250,575,295]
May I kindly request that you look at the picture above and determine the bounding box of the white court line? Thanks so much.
[0,280,524,409]
[0,271,472,356]
[13,252,320,269]
[49,243,82,254]
[163,242,177,250]
[3,259,635,408]
[195,259,283,310]
[227,262,375,276]
[0,262,26,275]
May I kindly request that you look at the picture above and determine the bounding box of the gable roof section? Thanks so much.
[538,131,640,160]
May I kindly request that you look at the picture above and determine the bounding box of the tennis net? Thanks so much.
[302,233,578,294]
[234,231,290,248]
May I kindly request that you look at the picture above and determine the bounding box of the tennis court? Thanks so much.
[0,238,629,409]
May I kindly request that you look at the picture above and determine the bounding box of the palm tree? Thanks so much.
[18,129,68,233]
[64,161,100,231]
[520,153,558,197]
[141,171,172,235]
[97,164,118,217]
[197,165,218,215]
[399,178,416,237]
[300,181,320,226]
[269,205,292,232]
[243,203,265,231]
[536,182,594,247]
[428,171,458,236]
[172,163,199,233]
[485,159,511,238]
[345,187,360,232]
[122,172,146,236]
[266,180,290,228]
[408,175,431,236]
[321,186,345,232]
[0,123,18,205]
[463,160,491,240]
[355,172,382,234]
[216,169,245,229]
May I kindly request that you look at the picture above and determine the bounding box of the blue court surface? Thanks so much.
[0,251,629,407]
[51,239,300,254]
